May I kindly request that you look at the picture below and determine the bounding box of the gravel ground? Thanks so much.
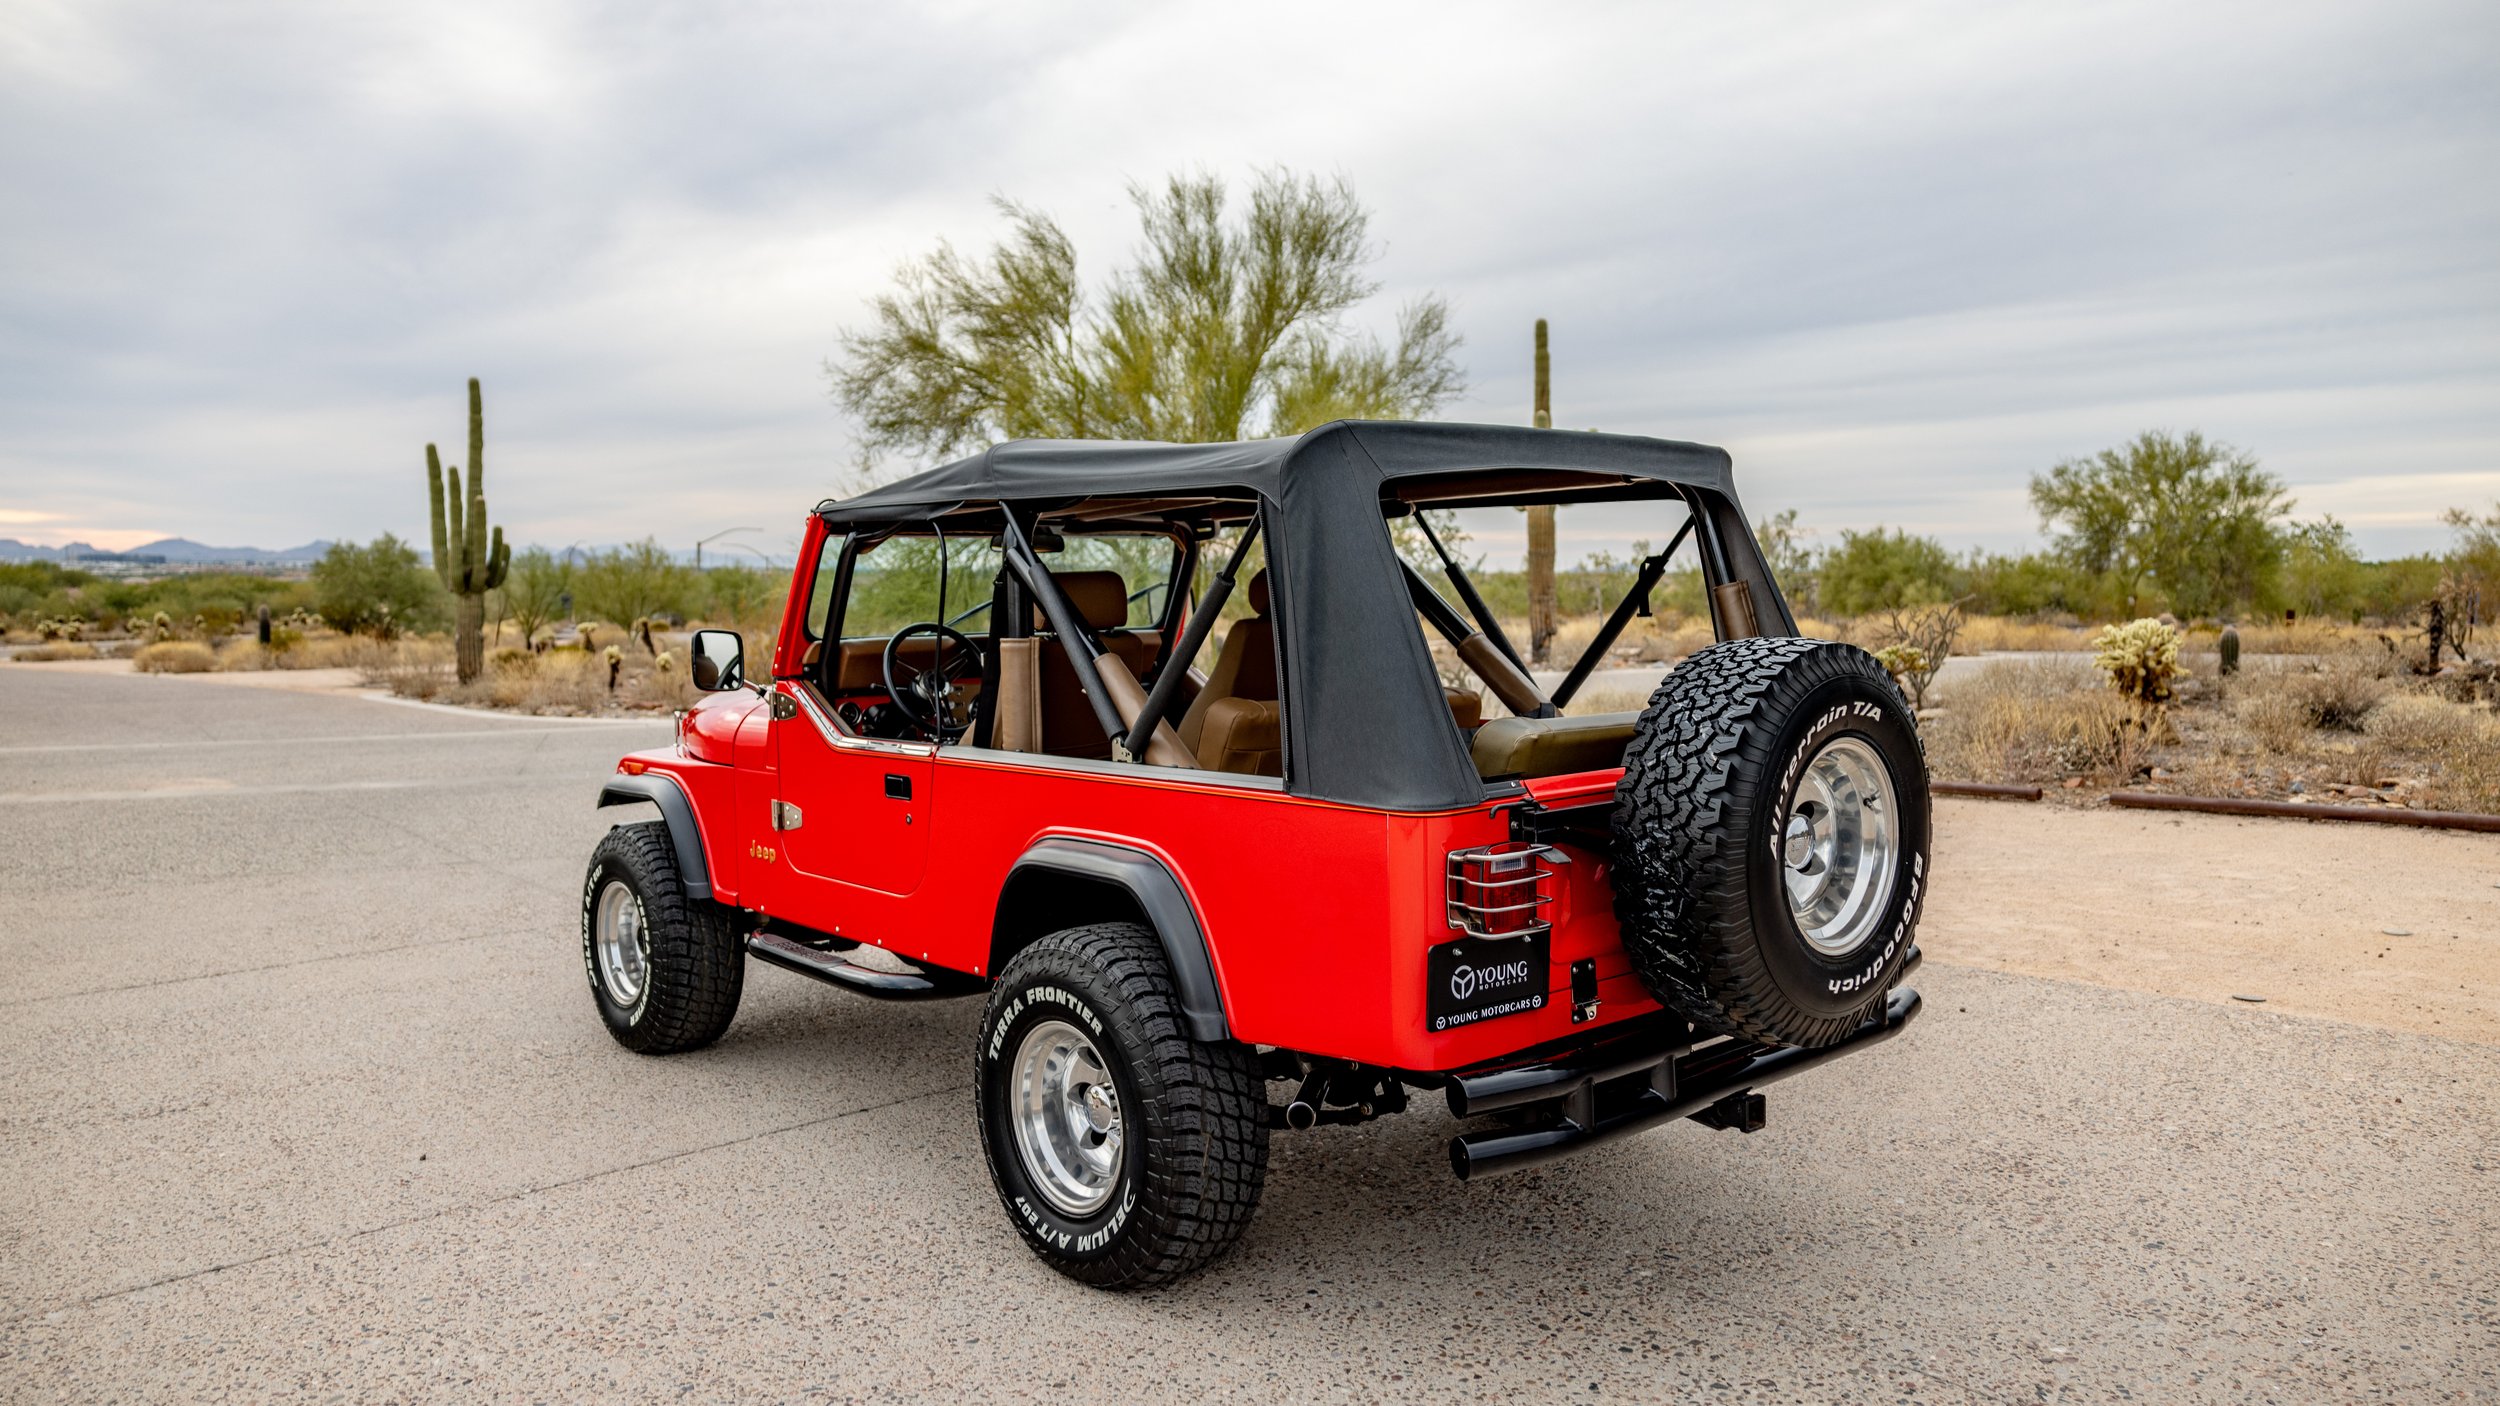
[1,663,2493,1404]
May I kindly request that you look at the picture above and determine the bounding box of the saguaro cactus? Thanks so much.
[426,377,512,685]
[1525,319,1558,665]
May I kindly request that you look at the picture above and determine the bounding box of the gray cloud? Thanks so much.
[2,0,2493,564]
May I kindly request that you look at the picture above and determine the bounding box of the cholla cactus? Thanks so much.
[2093,617,2182,709]
[603,644,623,692]
[654,650,675,674]
[1873,643,1929,702]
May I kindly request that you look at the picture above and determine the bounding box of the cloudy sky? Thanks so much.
[3,0,2494,567]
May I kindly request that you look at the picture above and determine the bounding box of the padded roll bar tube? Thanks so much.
[1403,563,1557,720]
[1684,487,1760,641]
[1124,518,1261,762]
[1549,515,1697,709]
[1000,513,1130,752]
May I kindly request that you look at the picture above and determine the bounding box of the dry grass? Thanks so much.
[1959,616,2093,652]
[354,636,695,715]
[2227,619,2379,655]
[1926,642,2500,815]
[9,641,101,662]
[1540,611,1717,668]
[132,640,218,673]
[1922,660,2139,785]
[212,633,364,671]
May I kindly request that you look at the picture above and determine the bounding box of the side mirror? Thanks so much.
[690,629,745,691]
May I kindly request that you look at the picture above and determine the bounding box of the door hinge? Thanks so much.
[770,800,803,831]
[769,691,799,721]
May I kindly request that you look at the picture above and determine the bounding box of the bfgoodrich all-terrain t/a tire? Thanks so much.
[975,923,1269,1289]
[581,821,745,1054]
[1612,636,1931,1049]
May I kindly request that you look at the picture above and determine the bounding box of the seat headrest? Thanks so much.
[1246,568,1270,616]
[1039,570,1132,633]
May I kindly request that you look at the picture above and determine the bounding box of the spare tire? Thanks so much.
[1611,636,1930,1048]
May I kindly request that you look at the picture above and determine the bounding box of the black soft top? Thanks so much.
[819,421,1792,812]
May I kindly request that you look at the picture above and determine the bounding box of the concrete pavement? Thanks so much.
[0,663,2491,1403]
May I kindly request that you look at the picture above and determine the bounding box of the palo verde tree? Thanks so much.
[425,377,512,683]
[2029,430,2289,618]
[829,169,1463,462]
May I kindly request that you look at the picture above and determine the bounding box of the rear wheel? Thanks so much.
[1611,637,1930,1048]
[975,923,1268,1288]
[581,821,745,1054]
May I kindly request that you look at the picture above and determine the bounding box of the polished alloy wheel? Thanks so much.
[1010,1019,1124,1216]
[594,879,651,1007]
[1779,735,1900,958]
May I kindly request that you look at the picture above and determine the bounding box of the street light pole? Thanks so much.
[695,527,761,570]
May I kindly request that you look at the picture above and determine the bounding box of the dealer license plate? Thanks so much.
[1426,932,1551,1032]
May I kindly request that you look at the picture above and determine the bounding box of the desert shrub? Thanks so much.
[214,639,274,671]
[2285,652,2390,731]
[2425,717,2500,813]
[2092,618,2183,709]
[1922,659,2135,783]
[134,641,217,673]
[354,637,454,697]
[2361,692,2484,759]
[11,641,100,662]
[2231,689,2311,753]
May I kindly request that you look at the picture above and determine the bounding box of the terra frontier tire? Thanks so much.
[975,923,1269,1288]
[581,820,745,1054]
[1611,636,1931,1049]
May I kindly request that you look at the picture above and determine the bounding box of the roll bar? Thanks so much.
[1122,518,1261,763]
[999,512,1130,752]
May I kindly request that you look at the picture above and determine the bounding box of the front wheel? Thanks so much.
[581,821,745,1054]
[975,923,1268,1288]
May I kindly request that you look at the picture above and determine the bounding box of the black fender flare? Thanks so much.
[1001,839,1229,1043]
[597,775,713,901]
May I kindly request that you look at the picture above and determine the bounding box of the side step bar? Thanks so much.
[746,930,987,1000]
[1448,984,1924,1181]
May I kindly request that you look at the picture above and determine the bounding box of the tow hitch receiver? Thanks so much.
[1446,983,1923,1180]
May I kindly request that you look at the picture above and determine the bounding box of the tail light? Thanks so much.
[1446,844,1561,938]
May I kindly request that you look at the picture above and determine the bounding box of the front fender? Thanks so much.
[597,774,713,901]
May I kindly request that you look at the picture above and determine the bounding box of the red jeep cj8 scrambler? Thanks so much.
[584,421,1927,1287]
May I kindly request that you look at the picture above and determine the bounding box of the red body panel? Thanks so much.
[613,512,1665,1073]
[626,693,1659,1072]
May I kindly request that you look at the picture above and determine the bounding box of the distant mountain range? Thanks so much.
[0,537,334,566]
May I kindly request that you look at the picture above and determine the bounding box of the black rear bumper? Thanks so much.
[1445,982,1924,1180]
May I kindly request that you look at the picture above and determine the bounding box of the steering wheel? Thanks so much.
[881,623,985,741]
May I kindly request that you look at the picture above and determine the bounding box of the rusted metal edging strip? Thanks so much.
[1931,781,2043,801]
[2107,790,2500,833]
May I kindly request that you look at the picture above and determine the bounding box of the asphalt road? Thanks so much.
[1,666,2492,1404]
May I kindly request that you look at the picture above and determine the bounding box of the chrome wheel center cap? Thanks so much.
[1080,1082,1117,1133]
[1783,811,1821,870]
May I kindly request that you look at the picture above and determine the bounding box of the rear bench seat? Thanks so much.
[1469,712,1639,780]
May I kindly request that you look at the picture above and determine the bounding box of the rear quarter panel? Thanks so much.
[926,754,1658,1071]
